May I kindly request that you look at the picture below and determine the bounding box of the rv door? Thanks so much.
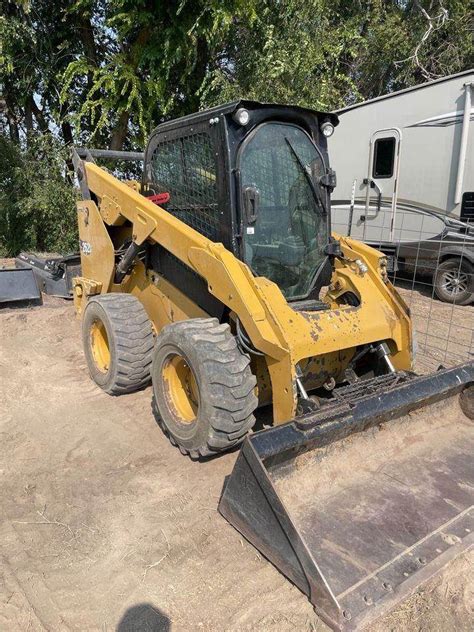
[363,129,401,244]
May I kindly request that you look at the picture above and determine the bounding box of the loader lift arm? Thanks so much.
[73,154,288,357]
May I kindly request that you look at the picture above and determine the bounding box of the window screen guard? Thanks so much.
[150,132,219,241]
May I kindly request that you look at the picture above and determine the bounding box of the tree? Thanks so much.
[1,1,86,145]
[0,134,77,256]
[200,0,473,110]
[0,0,471,256]
[1,1,249,148]
[2,0,471,146]
[60,0,250,148]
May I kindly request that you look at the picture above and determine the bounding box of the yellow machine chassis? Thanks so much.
[74,161,412,424]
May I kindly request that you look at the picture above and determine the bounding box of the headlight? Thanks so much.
[233,108,250,126]
[320,121,334,137]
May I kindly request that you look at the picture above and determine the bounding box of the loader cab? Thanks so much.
[143,101,339,301]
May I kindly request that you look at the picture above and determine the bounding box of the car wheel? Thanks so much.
[434,258,473,305]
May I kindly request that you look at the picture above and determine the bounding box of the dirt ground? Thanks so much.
[0,286,473,631]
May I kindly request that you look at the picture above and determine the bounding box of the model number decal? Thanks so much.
[80,240,92,255]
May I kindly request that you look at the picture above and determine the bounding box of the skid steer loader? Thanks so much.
[72,101,474,631]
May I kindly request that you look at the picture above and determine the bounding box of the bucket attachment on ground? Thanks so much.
[219,363,474,630]
[15,252,81,298]
[0,268,42,305]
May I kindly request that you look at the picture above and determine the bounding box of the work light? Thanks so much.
[233,108,250,126]
[320,121,334,137]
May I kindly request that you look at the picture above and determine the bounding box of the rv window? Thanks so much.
[460,192,474,221]
[372,137,396,179]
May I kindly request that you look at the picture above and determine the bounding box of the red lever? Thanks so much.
[147,192,170,205]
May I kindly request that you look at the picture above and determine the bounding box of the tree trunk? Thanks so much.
[109,110,131,150]
[79,16,98,68]
[30,97,49,132]
[61,119,75,183]
[108,27,151,150]
[3,91,20,143]
[25,99,33,132]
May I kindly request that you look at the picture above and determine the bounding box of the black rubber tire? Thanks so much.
[152,318,257,458]
[82,293,154,394]
[460,385,474,421]
[434,258,474,305]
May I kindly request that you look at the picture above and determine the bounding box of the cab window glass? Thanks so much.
[239,123,328,299]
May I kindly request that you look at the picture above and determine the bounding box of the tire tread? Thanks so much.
[83,293,154,395]
[153,318,257,457]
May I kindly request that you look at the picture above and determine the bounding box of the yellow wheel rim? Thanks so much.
[90,320,111,373]
[162,353,199,424]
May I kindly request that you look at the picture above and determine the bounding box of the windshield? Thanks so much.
[239,123,329,299]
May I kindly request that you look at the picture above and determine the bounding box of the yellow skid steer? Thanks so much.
[72,101,473,630]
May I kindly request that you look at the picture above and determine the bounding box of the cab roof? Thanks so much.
[150,100,339,136]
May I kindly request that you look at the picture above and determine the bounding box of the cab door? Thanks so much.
[362,129,401,244]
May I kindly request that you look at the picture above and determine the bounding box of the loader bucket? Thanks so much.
[0,268,42,304]
[219,363,474,630]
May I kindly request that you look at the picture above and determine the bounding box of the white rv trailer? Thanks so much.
[329,69,474,304]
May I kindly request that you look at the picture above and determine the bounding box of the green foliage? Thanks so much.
[0,135,77,256]
[56,0,251,147]
[201,1,362,110]
[0,0,472,255]
[200,0,473,110]
[2,0,472,147]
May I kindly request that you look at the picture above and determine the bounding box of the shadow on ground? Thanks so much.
[116,603,171,631]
